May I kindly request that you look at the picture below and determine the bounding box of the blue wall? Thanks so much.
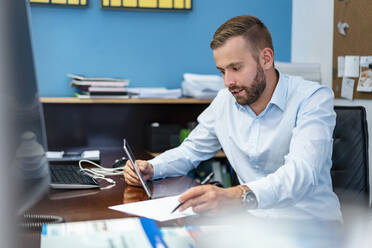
[29,0,292,97]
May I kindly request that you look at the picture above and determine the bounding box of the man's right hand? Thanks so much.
[123,160,154,186]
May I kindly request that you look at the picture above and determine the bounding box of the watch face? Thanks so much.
[243,191,257,209]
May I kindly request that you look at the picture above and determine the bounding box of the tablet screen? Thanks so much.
[123,139,152,199]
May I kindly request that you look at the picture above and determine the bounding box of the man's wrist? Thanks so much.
[238,185,258,209]
[149,163,154,178]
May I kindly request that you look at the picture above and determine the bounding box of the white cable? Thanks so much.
[78,159,123,189]
[79,159,124,176]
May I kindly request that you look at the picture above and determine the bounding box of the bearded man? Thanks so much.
[124,15,342,223]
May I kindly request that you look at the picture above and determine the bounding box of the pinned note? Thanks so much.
[341,77,355,100]
[337,56,345,78]
[344,56,360,77]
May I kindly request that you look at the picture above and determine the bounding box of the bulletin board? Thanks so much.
[332,0,372,99]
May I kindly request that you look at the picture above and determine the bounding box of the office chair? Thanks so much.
[331,106,370,208]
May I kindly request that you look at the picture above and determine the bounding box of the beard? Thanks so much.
[230,64,266,106]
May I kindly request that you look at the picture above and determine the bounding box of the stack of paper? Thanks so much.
[275,62,321,82]
[127,87,182,99]
[182,73,225,99]
[68,73,133,99]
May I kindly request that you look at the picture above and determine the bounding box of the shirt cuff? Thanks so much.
[246,177,277,209]
[148,156,165,180]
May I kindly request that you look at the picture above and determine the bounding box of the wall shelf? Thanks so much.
[40,97,212,104]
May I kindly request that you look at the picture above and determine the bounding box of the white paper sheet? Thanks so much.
[127,87,182,99]
[109,195,196,222]
[337,56,345,78]
[341,77,355,100]
[344,56,360,77]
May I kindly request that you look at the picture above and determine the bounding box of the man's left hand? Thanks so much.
[178,185,243,214]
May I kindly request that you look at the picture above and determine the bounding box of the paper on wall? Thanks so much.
[357,56,372,92]
[344,56,360,77]
[341,77,355,100]
[337,56,345,78]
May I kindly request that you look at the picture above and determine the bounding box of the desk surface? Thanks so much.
[20,149,198,248]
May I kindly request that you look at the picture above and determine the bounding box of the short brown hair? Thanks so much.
[210,15,274,60]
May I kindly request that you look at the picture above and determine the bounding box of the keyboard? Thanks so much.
[49,165,100,189]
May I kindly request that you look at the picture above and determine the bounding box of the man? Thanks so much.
[124,15,342,222]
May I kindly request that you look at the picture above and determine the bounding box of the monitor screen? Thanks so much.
[0,0,50,221]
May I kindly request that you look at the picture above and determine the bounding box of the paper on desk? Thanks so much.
[109,195,196,222]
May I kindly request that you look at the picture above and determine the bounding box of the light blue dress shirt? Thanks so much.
[149,72,342,221]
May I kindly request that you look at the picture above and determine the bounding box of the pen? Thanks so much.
[200,172,214,185]
[170,172,215,214]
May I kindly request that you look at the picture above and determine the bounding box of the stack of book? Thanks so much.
[69,74,133,99]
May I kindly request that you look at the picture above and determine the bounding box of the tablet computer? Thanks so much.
[123,139,152,199]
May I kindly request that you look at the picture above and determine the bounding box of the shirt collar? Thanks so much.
[268,70,287,112]
[234,69,288,112]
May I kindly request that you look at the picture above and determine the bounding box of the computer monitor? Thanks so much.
[0,0,51,230]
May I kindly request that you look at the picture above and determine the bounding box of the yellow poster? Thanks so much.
[52,0,67,4]
[30,0,87,6]
[174,0,184,9]
[139,0,157,8]
[99,0,191,10]
[159,0,172,8]
[123,0,138,7]
[110,0,121,7]
[30,0,50,3]
[68,0,79,4]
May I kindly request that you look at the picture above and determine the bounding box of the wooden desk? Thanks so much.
[27,177,197,223]
[20,149,198,248]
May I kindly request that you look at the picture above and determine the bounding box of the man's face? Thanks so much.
[213,36,266,105]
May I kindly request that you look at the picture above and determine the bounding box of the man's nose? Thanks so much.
[224,71,236,88]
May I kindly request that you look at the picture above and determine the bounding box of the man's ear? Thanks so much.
[259,48,274,69]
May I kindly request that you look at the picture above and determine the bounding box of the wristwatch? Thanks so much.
[240,186,258,209]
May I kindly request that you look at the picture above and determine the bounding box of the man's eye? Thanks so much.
[233,67,240,71]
